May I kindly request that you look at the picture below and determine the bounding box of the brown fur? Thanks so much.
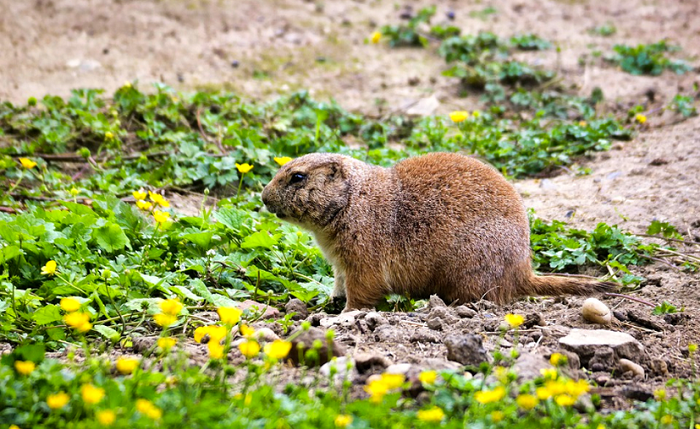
[261,152,615,310]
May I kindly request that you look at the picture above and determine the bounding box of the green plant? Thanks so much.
[589,23,616,37]
[668,94,698,118]
[609,41,693,76]
[380,6,436,47]
[652,301,679,315]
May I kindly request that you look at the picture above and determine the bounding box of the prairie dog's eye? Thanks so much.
[289,173,306,184]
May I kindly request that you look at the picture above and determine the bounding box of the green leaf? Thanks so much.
[182,231,216,249]
[215,207,248,233]
[0,245,21,264]
[93,325,121,342]
[241,231,280,250]
[93,222,129,252]
[32,304,63,325]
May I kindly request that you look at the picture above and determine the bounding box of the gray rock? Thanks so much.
[426,317,443,331]
[286,327,346,366]
[444,334,489,366]
[588,347,615,372]
[559,329,644,366]
[320,356,355,384]
[409,328,441,343]
[512,352,554,382]
[421,358,462,372]
[364,312,388,331]
[238,300,280,319]
[306,312,326,327]
[455,306,477,318]
[385,363,412,375]
[285,299,309,320]
[354,353,391,375]
[374,324,399,342]
[428,295,447,309]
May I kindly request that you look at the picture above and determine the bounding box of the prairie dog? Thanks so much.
[261,152,614,310]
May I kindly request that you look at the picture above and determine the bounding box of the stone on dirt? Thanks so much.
[286,327,346,366]
[284,299,309,320]
[619,359,645,378]
[559,329,644,367]
[238,300,280,319]
[364,312,388,331]
[444,334,489,366]
[455,306,477,318]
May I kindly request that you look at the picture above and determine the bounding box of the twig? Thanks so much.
[603,292,655,308]
[636,233,700,246]
[0,207,17,213]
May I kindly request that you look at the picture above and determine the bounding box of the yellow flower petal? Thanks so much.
[60,297,81,312]
[370,31,382,44]
[273,156,293,166]
[153,210,170,224]
[334,414,353,428]
[115,357,139,375]
[449,111,469,123]
[159,298,183,316]
[217,307,242,326]
[504,313,524,328]
[96,410,116,425]
[14,360,36,375]
[47,392,70,409]
[239,340,260,358]
[80,384,105,404]
[235,163,254,174]
[263,340,292,360]
[41,260,57,276]
[153,313,177,327]
[19,158,37,169]
[417,406,445,422]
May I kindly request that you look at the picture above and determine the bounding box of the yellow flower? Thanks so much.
[153,210,170,224]
[516,394,538,410]
[504,313,524,328]
[159,298,183,316]
[550,353,566,366]
[264,340,293,360]
[239,340,261,358]
[491,411,504,422]
[660,415,673,425]
[60,297,81,313]
[236,163,254,174]
[136,399,162,420]
[472,110,481,117]
[540,368,558,380]
[147,191,170,207]
[474,386,506,404]
[240,324,255,338]
[689,343,698,353]
[116,357,139,375]
[14,360,35,375]
[81,384,105,404]
[418,370,437,385]
[370,31,382,44]
[449,111,469,123]
[105,131,115,140]
[364,378,390,400]
[334,414,353,428]
[380,373,405,389]
[635,113,647,124]
[536,386,552,400]
[136,200,153,211]
[554,394,576,407]
[579,120,587,127]
[41,260,57,276]
[96,410,116,425]
[64,312,92,332]
[194,325,227,343]
[19,158,37,169]
[133,190,147,200]
[70,187,79,196]
[124,81,132,88]
[218,307,243,326]
[274,156,293,166]
[157,337,177,350]
[10,425,20,429]
[47,392,70,409]
[564,379,590,397]
[153,313,177,327]
[417,406,445,423]
[207,341,225,359]
[654,389,667,400]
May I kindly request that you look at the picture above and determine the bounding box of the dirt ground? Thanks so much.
[3,0,700,405]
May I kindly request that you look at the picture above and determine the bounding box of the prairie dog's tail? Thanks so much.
[524,274,617,298]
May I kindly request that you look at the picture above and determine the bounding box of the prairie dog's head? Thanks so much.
[262,153,351,229]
